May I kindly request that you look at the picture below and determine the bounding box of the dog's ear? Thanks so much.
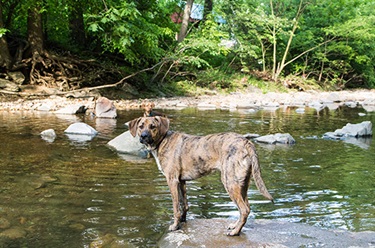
[156,116,170,135]
[128,118,141,137]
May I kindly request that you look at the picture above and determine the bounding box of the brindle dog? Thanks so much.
[128,116,273,236]
[141,101,166,117]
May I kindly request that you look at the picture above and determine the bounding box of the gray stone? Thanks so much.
[64,123,98,135]
[40,129,56,143]
[107,131,148,157]
[95,97,117,118]
[37,104,52,111]
[158,219,375,248]
[8,71,25,84]
[363,105,375,112]
[41,129,56,137]
[197,102,216,109]
[255,133,295,145]
[322,132,341,140]
[274,133,296,144]
[0,79,20,92]
[54,104,86,115]
[295,107,305,113]
[255,134,277,144]
[344,101,357,108]
[333,121,372,137]
[326,92,341,102]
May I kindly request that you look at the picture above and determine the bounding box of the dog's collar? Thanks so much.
[148,130,173,151]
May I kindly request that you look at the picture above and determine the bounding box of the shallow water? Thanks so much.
[0,105,374,247]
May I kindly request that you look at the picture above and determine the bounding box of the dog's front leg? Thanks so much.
[167,179,182,231]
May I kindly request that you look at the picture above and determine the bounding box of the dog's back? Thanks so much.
[157,131,273,201]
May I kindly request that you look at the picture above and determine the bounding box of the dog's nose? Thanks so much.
[140,131,149,139]
[140,131,152,145]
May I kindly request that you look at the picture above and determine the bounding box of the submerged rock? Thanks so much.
[159,219,375,248]
[255,133,296,145]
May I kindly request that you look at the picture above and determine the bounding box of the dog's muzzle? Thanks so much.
[140,131,154,145]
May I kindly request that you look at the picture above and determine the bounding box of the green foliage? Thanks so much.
[0,28,8,37]
[176,14,230,70]
[85,0,176,66]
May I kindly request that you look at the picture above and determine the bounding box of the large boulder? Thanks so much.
[324,121,372,139]
[107,131,148,158]
[95,97,117,118]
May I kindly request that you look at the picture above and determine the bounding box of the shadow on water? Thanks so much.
[0,106,374,247]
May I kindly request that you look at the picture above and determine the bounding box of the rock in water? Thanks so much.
[95,97,117,118]
[107,131,148,157]
[64,123,98,135]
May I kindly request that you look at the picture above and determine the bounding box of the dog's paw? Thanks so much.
[227,223,236,230]
[168,224,179,232]
[227,229,241,236]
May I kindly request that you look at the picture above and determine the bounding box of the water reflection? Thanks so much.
[0,106,374,247]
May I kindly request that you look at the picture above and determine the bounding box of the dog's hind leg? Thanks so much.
[178,180,189,222]
[226,183,251,236]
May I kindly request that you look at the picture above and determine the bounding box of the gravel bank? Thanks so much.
[1,89,374,112]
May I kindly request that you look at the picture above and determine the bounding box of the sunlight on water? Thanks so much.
[0,106,374,247]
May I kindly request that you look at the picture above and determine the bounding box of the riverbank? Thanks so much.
[0,89,375,112]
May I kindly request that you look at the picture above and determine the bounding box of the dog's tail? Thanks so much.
[250,149,274,203]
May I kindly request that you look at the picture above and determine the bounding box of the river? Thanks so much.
[0,105,374,247]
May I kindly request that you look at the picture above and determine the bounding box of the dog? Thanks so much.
[141,101,166,117]
[128,116,273,236]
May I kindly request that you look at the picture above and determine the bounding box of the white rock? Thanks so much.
[41,129,56,137]
[64,123,98,135]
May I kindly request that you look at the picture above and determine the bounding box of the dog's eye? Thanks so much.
[139,124,144,129]
[150,124,156,129]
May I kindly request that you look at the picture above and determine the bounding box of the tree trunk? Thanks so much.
[69,3,86,46]
[27,4,44,57]
[0,1,12,69]
[270,0,277,80]
[177,0,194,43]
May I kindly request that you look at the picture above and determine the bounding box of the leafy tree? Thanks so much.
[85,0,176,66]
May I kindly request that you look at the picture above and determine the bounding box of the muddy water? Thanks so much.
[0,106,374,247]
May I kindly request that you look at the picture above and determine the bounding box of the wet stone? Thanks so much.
[158,219,375,248]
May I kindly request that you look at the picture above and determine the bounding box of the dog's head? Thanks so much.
[141,101,155,116]
[128,116,170,149]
